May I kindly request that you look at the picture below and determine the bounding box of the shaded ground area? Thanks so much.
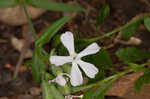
[0,0,150,99]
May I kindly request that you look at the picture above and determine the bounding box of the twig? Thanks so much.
[13,30,32,79]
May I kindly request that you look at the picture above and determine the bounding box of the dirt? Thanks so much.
[0,0,150,99]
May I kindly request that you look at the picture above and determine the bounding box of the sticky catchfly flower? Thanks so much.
[50,32,100,86]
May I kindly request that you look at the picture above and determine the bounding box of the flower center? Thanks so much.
[71,53,77,59]
[71,53,80,63]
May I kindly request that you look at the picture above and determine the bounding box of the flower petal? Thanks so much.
[61,31,75,55]
[50,56,72,66]
[55,74,66,86]
[70,62,83,86]
[77,43,100,58]
[77,60,98,78]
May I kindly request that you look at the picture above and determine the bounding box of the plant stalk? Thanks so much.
[83,13,150,43]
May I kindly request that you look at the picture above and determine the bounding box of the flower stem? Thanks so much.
[72,68,137,93]
[83,13,150,43]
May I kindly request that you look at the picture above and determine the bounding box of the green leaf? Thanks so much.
[51,34,61,48]
[120,20,141,39]
[135,69,150,91]
[42,73,64,99]
[49,85,65,99]
[28,0,84,12]
[116,47,150,63]
[36,16,70,46]
[96,5,110,26]
[144,17,150,32]
[31,48,46,82]
[0,0,18,8]
[42,80,54,99]
[83,77,117,99]
[36,48,49,62]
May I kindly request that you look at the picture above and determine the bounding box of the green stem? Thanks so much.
[72,69,134,93]
[21,0,37,41]
[84,13,150,43]
[87,27,122,43]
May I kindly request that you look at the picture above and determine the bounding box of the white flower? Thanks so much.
[50,32,100,86]
[49,73,69,86]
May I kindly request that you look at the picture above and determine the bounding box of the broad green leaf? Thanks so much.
[36,16,70,46]
[96,5,110,26]
[0,0,18,8]
[28,0,84,12]
[144,17,150,32]
[120,20,141,39]
[31,48,46,82]
[135,69,150,91]
[116,47,150,63]
[83,78,117,99]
